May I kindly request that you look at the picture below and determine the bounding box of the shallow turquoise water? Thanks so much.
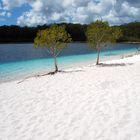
[0,43,139,82]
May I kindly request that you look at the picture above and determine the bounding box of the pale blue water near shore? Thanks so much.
[0,43,139,83]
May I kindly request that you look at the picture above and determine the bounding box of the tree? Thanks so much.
[119,22,140,42]
[34,25,72,73]
[86,20,122,65]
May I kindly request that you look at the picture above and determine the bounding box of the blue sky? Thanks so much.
[0,0,140,27]
[0,4,31,25]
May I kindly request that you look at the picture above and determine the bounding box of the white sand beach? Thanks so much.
[0,54,140,140]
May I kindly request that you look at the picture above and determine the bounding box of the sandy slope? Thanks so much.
[0,55,140,140]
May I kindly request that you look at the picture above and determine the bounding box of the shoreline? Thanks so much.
[122,41,140,44]
[0,51,138,85]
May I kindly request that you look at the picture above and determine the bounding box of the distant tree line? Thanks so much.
[119,22,140,42]
[0,22,140,43]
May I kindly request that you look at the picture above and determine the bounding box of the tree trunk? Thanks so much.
[96,48,100,65]
[54,56,58,72]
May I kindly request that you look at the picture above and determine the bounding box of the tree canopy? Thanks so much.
[86,20,122,64]
[34,24,71,73]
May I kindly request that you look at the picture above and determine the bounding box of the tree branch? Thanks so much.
[56,48,63,56]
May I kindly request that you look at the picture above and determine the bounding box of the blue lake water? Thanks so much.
[0,43,139,83]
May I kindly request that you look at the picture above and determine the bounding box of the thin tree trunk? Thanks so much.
[96,48,100,65]
[54,56,58,72]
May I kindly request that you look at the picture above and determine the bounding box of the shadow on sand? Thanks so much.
[97,63,133,67]
[37,69,85,76]
[17,63,133,84]
[17,69,85,84]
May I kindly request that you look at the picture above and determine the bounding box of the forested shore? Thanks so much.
[0,22,140,43]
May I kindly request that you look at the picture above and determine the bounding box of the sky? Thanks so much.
[0,0,140,27]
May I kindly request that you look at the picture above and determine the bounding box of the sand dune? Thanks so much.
[0,54,140,140]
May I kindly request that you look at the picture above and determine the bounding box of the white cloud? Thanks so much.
[17,10,47,26]
[31,0,43,12]
[0,11,11,17]
[1,0,140,26]
[7,12,11,17]
[0,11,6,16]
[121,2,139,17]
[1,0,31,10]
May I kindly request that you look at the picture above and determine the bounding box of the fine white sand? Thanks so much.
[0,54,140,140]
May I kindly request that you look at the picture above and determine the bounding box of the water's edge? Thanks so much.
[0,51,137,84]
[0,43,139,83]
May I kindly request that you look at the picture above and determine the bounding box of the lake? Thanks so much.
[0,43,139,83]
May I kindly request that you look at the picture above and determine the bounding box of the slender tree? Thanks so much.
[86,20,122,65]
[34,25,72,73]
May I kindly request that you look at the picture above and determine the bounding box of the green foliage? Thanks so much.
[86,20,122,49]
[86,20,122,65]
[34,24,72,56]
[110,27,122,42]
[119,22,140,42]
